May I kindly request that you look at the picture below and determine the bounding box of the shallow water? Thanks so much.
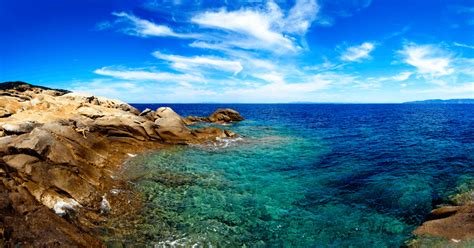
[121,104,474,247]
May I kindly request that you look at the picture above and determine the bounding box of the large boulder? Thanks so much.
[208,108,244,123]
[184,108,244,125]
[154,107,192,143]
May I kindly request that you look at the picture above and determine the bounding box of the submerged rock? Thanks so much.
[0,81,242,246]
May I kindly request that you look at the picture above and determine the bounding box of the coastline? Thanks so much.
[0,82,243,246]
[0,82,472,246]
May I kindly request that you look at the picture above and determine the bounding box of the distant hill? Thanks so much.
[0,81,70,93]
[404,99,474,104]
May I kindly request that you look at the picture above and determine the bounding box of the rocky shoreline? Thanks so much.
[0,82,471,246]
[408,187,474,246]
[0,82,243,247]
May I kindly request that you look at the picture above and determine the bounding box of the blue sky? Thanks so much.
[1,0,473,103]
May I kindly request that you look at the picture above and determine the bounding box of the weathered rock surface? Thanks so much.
[0,81,240,246]
[184,108,244,125]
[413,204,474,242]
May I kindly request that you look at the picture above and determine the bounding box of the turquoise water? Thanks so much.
[120,104,474,247]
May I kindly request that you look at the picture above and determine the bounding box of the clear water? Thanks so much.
[121,104,474,247]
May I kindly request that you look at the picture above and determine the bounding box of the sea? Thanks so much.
[116,104,474,247]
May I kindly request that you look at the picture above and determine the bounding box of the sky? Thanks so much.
[1,0,473,103]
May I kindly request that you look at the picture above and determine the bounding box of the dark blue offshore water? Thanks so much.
[125,104,474,247]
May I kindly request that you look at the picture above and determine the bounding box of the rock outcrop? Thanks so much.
[184,108,244,125]
[412,201,474,245]
[0,82,240,246]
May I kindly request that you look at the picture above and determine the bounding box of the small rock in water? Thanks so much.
[100,194,111,215]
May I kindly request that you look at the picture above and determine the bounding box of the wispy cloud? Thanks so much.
[94,67,204,83]
[304,57,345,71]
[391,71,413,81]
[402,82,474,94]
[398,43,453,78]
[453,42,474,49]
[90,1,472,103]
[371,71,413,84]
[279,0,319,35]
[220,72,356,102]
[341,42,375,62]
[112,12,197,38]
[109,0,318,54]
[190,0,318,53]
[191,9,296,52]
[152,51,243,75]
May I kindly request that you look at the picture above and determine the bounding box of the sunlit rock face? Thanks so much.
[0,81,239,246]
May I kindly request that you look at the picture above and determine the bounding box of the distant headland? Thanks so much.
[404,99,474,104]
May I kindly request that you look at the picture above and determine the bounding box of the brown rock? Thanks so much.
[414,204,474,240]
[184,108,244,125]
[0,81,242,246]
[208,108,244,123]
[3,154,39,171]
[0,108,12,118]
[139,108,152,116]
[0,121,41,134]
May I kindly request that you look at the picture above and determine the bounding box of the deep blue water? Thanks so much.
[123,104,474,247]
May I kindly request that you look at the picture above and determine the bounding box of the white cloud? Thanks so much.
[402,82,474,94]
[192,9,296,52]
[341,42,375,62]
[277,0,319,35]
[252,72,286,84]
[222,72,356,102]
[94,67,204,83]
[108,1,318,54]
[152,51,243,75]
[112,12,196,38]
[453,42,474,49]
[398,43,453,78]
[391,71,413,81]
[69,79,146,101]
[191,0,318,53]
[189,41,232,52]
[304,57,345,71]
